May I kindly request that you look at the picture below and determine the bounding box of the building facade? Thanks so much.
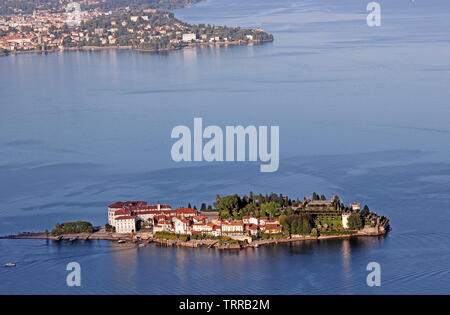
[115,216,137,234]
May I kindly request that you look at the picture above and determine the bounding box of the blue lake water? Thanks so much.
[1,0,450,294]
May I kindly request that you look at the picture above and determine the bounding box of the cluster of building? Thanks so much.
[107,201,283,236]
[107,198,365,237]
[0,9,100,51]
[0,9,269,53]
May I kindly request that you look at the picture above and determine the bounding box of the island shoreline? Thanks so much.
[0,193,390,251]
[0,228,388,250]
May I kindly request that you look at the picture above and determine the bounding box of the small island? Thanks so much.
[1,193,390,250]
[0,1,273,55]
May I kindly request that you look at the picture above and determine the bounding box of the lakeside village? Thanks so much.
[0,8,273,55]
[20,193,391,250]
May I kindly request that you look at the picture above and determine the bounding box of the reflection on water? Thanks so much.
[0,231,449,294]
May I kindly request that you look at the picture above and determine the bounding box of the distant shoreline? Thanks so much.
[2,38,273,57]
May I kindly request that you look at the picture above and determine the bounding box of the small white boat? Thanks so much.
[5,263,16,267]
[117,240,126,244]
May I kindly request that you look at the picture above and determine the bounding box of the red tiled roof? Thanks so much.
[108,201,148,208]
[137,211,158,215]
[108,201,171,210]
[114,209,130,216]
[136,205,171,210]
[109,201,125,208]
[154,215,169,221]
[245,224,258,230]
[223,221,244,226]
[115,216,136,221]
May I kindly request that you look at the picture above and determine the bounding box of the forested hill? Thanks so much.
[0,0,204,15]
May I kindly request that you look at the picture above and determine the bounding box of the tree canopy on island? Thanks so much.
[279,214,313,236]
[347,213,364,231]
[212,192,389,235]
[51,221,94,236]
[214,192,296,219]
[214,192,341,219]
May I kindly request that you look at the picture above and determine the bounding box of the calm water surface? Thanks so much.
[0,0,450,294]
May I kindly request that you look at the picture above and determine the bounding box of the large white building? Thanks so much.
[222,222,244,234]
[192,223,213,233]
[107,201,200,234]
[174,217,190,235]
[107,201,173,227]
[192,223,221,237]
[115,216,137,234]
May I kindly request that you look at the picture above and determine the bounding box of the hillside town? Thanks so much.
[0,0,204,15]
[0,8,273,54]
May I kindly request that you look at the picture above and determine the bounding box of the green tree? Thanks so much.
[348,214,364,230]
[260,202,280,219]
[312,192,319,200]
[105,224,114,232]
[280,214,313,236]
[51,221,94,236]
[360,205,370,218]
[300,215,313,234]
[215,194,241,217]
[242,203,258,217]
